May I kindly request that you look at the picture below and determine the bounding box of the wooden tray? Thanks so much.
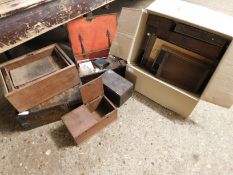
[0,44,80,112]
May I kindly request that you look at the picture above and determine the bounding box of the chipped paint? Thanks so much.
[0,0,115,53]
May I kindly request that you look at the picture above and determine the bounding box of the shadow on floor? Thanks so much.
[132,92,198,126]
[49,124,76,149]
[0,94,22,133]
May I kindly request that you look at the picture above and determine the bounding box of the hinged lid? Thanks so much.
[67,14,117,61]
[80,77,104,104]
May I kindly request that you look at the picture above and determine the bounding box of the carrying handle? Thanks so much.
[106,29,111,49]
[78,34,86,59]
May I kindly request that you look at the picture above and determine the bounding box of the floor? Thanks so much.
[1,0,233,175]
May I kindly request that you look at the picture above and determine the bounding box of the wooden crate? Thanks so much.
[62,77,117,145]
[0,44,80,112]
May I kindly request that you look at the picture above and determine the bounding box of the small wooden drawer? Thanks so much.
[102,70,133,107]
[0,44,80,112]
[62,77,117,145]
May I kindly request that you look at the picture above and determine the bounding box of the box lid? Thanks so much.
[67,14,117,61]
[80,77,104,104]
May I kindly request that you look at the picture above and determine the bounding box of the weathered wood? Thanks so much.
[80,77,104,104]
[62,77,117,145]
[174,23,228,47]
[6,66,79,112]
[17,106,68,130]
[16,85,82,130]
[156,30,223,60]
[1,44,80,112]
[155,47,211,93]
[79,56,126,84]
[30,85,81,113]
[10,55,64,87]
[102,70,133,107]
[0,0,53,18]
[0,0,115,53]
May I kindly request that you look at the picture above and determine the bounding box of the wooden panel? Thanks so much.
[0,0,115,53]
[0,0,53,18]
[102,70,133,106]
[76,110,117,144]
[174,23,228,47]
[2,44,55,70]
[201,42,233,108]
[0,69,7,94]
[149,39,213,64]
[62,105,98,141]
[157,30,223,60]
[6,66,79,112]
[155,48,211,93]
[10,55,65,87]
[126,65,198,117]
[80,77,104,104]
[147,14,174,30]
[30,85,81,113]
[17,106,67,130]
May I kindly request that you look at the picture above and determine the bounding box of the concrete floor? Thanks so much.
[1,0,233,174]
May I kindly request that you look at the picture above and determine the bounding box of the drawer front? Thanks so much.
[125,65,198,117]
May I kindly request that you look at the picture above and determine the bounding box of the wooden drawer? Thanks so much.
[0,44,80,112]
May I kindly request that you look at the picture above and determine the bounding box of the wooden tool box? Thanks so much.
[62,77,117,144]
[67,14,126,83]
[110,0,233,117]
[102,70,133,107]
[0,44,80,112]
[16,85,82,130]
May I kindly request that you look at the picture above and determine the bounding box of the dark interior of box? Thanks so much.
[137,14,231,96]
[86,96,114,120]
[1,46,70,91]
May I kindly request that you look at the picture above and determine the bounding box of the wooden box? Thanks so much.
[0,44,80,112]
[79,55,126,84]
[62,77,117,144]
[110,0,233,117]
[102,70,133,107]
[16,85,82,130]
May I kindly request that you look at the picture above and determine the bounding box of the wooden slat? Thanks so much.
[0,0,115,53]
